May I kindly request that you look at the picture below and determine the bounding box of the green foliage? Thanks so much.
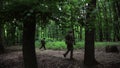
[35,41,120,50]
[95,42,120,47]
[46,41,66,50]
[75,42,85,49]
[1,0,120,47]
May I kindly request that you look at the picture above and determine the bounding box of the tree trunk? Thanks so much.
[23,13,38,68]
[97,9,103,41]
[84,28,97,65]
[113,0,120,41]
[79,26,82,41]
[0,1,5,53]
[84,0,98,65]
[99,28,103,41]
[11,23,16,45]
[0,23,4,54]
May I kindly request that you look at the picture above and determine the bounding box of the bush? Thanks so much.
[35,41,120,50]
[46,41,66,50]
[36,40,85,50]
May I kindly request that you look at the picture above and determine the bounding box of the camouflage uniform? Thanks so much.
[39,38,46,50]
[63,31,75,59]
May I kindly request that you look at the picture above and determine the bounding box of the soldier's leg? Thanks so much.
[39,44,43,49]
[63,49,70,57]
[63,44,70,57]
[70,49,73,59]
[65,49,69,55]
[43,44,46,50]
[70,45,74,59]
[39,46,42,49]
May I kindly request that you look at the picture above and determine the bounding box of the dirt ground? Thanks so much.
[0,46,120,68]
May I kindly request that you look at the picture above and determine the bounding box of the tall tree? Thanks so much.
[84,0,98,65]
[23,10,38,68]
[0,22,4,54]
[0,0,5,54]
[112,0,120,41]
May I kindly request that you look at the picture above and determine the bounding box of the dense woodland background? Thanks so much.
[0,0,120,68]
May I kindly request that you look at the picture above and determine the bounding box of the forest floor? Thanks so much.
[0,46,120,68]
